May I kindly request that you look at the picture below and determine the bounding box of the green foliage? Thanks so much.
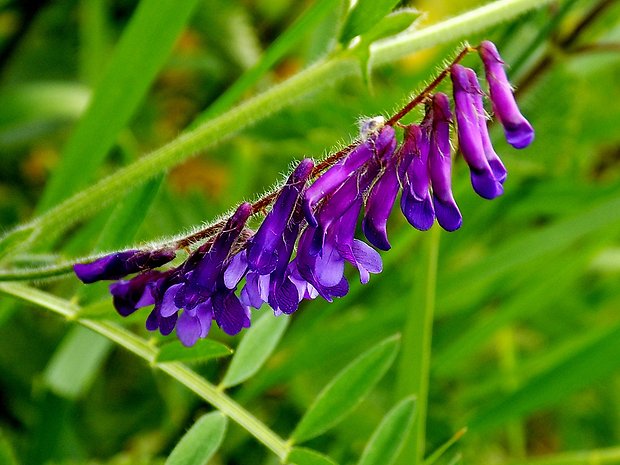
[164,412,227,465]
[338,0,402,44]
[156,340,232,364]
[291,335,400,443]
[221,311,289,388]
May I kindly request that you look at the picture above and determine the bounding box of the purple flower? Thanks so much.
[109,270,164,316]
[189,203,253,295]
[363,150,400,250]
[303,126,396,227]
[428,93,463,232]
[74,248,176,283]
[451,64,503,200]
[247,159,313,274]
[479,40,534,149]
[397,124,435,231]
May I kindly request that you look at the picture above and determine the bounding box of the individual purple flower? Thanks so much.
[428,93,463,232]
[451,64,503,200]
[397,124,435,231]
[302,125,396,226]
[247,159,313,274]
[479,40,534,149]
[189,203,253,295]
[362,154,400,250]
[74,248,176,283]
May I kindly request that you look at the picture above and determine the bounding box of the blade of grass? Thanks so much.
[196,0,341,122]
[37,0,202,212]
[395,226,440,465]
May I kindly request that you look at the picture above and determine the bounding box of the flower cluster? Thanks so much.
[74,41,534,347]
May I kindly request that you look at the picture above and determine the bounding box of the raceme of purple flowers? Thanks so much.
[74,41,534,347]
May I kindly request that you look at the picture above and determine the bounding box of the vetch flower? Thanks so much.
[428,93,463,232]
[398,124,435,231]
[479,40,534,149]
[451,64,503,200]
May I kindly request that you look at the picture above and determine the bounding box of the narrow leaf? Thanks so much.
[38,0,202,211]
[287,447,339,465]
[359,8,421,45]
[339,0,401,44]
[291,335,400,444]
[165,412,227,465]
[357,396,417,465]
[220,313,289,388]
[157,340,233,364]
[43,326,112,399]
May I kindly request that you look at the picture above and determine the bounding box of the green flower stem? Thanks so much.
[0,0,557,256]
[396,226,440,465]
[0,282,290,460]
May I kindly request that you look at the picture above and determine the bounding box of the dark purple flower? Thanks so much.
[398,124,435,231]
[211,291,251,336]
[189,203,253,294]
[109,270,164,316]
[303,126,396,226]
[247,159,313,274]
[479,40,534,149]
[451,64,503,200]
[428,93,463,232]
[362,154,400,250]
[176,300,213,347]
[74,248,176,283]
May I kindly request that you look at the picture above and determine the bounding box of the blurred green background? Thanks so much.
[1,0,620,464]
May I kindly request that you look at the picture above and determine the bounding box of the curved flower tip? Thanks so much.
[74,248,176,283]
[401,191,435,231]
[479,40,534,149]
[433,197,463,232]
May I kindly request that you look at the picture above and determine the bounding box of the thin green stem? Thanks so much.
[0,0,557,255]
[0,282,290,460]
[396,226,440,465]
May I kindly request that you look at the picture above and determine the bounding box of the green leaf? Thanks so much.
[359,8,421,45]
[339,0,401,44]
[0,429,19,465]
[291,335,400,444]
[165,412,228,465]
[220,312,289,388]
[156,340,233,364]
[38,0,202,212]
[287,447,339,465]
[43,326,112,399]
[357,396,417,465]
